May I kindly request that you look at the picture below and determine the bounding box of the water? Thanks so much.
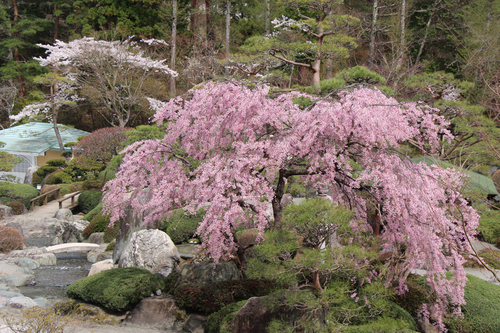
[18,252,92,301]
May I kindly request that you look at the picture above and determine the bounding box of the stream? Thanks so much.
[17,252,92,301]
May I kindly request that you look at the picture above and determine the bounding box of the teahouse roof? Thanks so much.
[0,122,89,155]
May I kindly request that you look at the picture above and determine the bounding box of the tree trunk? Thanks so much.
[225,0,231,77]
[369,0,379,68]
[170,0,177,95]
[12,0,25,98]
[265,0,270,36]
[312,60,321,87]
[54,5,59,41]
[398,0,407,69]
[272,170,286,229]
[50,84,67,159]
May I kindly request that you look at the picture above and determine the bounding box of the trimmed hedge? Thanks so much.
[174,279,279,315]
[82,202,103,222]
[82,212,111,238]
[78,190,102,214]
[0,181,38,210]
[66,267,165,312]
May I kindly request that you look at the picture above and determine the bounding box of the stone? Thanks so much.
[17,257,40,270]
[96,251,112,262]
[0,205,12,219]
[113,204,150,264]
[88,259,114,277]
[7,296,38,308]
[177,261,239,287]
[33,297,50,308]
[123,295,179,329]
[88,232,105,244]
[24,166,38,185]
[0,274,35,287]
[61,219,89,243]
[119,229,180,278]
[183,314,207,333]
[7,248,57,266]
[6,222,23,237]
[281,193,293,208]
[54,208,74,223]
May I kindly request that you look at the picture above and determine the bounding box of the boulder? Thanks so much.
[7,248,57,266]
[183,314,207,333]
[17,257,40,270]
[123,295,179,329]
[24,166,38,186]
[6,222,23,237]
[88,259,114,276]
[7,296,38,308]
[54,208,74,223]
[0,274,35,287]
[280,193,293,208]
[119,229,180,278]
[0,205,12,219]
[113,203,151,264]
[177,261,239,286]
[88,232,105,244]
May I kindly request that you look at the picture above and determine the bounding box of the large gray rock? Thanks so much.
[119,229,180,278]
[183,314,207,333]
[7,248,57,266]
[88,259,114,277]
[177,261,239,286]
[54,208,74,223]
[7,296,37,308]
[0,274,35,287]
[88,232,105,244]
[51,212,89,244]
[113,205,149,264]
[123,295,179,329]
[24,166,38,185]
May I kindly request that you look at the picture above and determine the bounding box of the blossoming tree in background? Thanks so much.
[34,37,177,127]
[104,81,479,329]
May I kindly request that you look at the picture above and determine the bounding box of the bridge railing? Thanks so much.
[30,187,61,211]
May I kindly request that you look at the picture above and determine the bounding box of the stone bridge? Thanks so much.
[45,243,100,253]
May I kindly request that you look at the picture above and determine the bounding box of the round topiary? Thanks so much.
[45,171,73,185]
[77,190,102,214]
[0,226,24,253]
[0,181,39,210]
[66,267,165,312]
[5,201,26,215]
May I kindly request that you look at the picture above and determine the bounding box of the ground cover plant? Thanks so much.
[104,81,480,330]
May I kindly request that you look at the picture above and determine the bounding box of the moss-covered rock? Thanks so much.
[0,181,38,210]
[66,267,165,312]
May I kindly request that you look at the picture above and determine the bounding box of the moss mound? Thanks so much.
[66,267,164,312]
[446,274,500,332]
[0,181,38,210]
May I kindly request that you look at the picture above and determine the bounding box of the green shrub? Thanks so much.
[82,202,103,221]
[336,66,386,84]
[6,201,25,215]
[105,241,115,252]
[78,190,102,214]
[477,210,500,243]
[304,77,346,95]
[174,279,278,315]
[0,181,38,210]
[446,275,500,332]
[83,212,111,238]
[159,209,205,244]
[66,267,165,312]
[32,173,43,186]
[393,274,435,316]
[206,300,247,333]
[35,165,59,178]
[103,220,120,243]
[46,159,68,168]
[163,271,180,295]
[45,171,73,185]
[97,154,123,183]
[282,198,352,249]
[58,183,82,197]
[82,179,102,191]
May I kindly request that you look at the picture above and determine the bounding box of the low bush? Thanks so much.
[83,212,111,238]
[35,165,59,178]
[82,180,102,191]
[159,209,205,244]
[206,300,247,333]
[6,201,25,215]
[477,210,500,243]
[46,159,67,168]
[78,190,102,214]
[105,241,115,252]
[174,279,279,315]
[66,267,165,312]
[45,171,73,185]
[0,181,38,210]
[103,220,120,243]
[82,202,103,221]
[0,226,24,253]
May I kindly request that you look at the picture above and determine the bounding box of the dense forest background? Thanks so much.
[1,0,500,174]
